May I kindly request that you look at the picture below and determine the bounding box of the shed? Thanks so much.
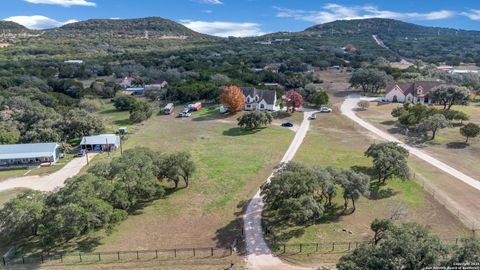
[80,134,120,152]
[124,87,145,95]
[0,143,61,169]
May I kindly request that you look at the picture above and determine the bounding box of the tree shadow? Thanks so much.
[213,200,250,255]
[271,111,293,119]
[447,142,468,149]
[368,180,398,200]
[222,127,263,136]
[113,119,132,126]
[381,120,396,125]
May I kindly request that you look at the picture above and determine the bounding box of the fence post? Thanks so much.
[136,250,139,260]
[299,244,302,253]
[332,242,335,251]
[117,251,120,261]
[316,243,319,252]
[174,249,176,258]
[155,250,158,259]
[41,254,44,264]
[348,242,351,250]
[60,254,63,263]
[79,253,82,262]
[22,256,25,264]
[211,248,214,257]
[193,248,195,257]
[283,244,286,254]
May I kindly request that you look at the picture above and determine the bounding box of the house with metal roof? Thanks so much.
[80,134,120,152]
[240,87,278,111]
[0,143,61,169]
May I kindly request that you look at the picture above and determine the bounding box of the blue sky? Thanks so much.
[2,0,480,36]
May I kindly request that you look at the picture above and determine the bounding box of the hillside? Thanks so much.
[303,18,480,64]
[47,17,208,39]
[0,21,31,33]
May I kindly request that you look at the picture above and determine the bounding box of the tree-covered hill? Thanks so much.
[46,17,210,40]
[0,21,31,33]
[302,18,480,64]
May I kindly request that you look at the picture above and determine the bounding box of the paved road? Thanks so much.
[0,154,95,192]
[341,96,480,192]
[244,111,315,270]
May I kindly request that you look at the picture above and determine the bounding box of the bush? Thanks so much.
[129,100,153,123]
[357,100,370,110]
[79,99,102,112]
[113,95,137,111]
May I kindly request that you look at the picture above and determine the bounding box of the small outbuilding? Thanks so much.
[80,134,120,152]
[0,143,61,169]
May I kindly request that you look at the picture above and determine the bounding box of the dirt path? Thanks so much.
[341,96,480,226]
[0,154,95,192]
[244,111,316,270]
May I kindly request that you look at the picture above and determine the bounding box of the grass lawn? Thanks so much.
[265,112,470,266]
[97,101,133,132]
[358,102,480,180]
[85,105,295,252]
[0,188,30,208]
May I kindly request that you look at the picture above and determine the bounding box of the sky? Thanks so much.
[1,0,480,37]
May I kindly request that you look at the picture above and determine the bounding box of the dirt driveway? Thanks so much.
[0,154,95,192]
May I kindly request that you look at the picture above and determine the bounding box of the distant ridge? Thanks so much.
[49,17,206,38]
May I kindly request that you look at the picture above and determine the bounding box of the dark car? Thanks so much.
[281,122,294,127]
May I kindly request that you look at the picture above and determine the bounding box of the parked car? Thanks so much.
[76,149,86,157]
[308,114,317,120]
[163,103,174,114]
[187,102,202,111]
[319,107,332,113]
[281,122,294,127]
[220,105,228,114]
[118,127,128,134]
[179,109,192,117]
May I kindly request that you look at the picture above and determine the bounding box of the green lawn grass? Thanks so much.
[88,107,295,251]
[265,112,469,265]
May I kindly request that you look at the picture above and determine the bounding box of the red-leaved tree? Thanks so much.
[285,90,304,112]
[220,85,245,113]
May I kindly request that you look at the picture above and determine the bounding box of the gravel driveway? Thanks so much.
[244,111,315,270]
[0,153,95,192]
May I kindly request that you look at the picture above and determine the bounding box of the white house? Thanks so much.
[145,81,168,91]
[240,87,278,111]
[384,81,443,104]
[0,143,61,168]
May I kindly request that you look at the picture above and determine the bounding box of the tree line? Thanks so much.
[0,147,195,248]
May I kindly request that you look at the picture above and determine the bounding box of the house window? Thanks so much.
[260,104,265,109]
[246,104,251,108]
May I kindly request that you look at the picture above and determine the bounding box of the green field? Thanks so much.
[88,105,296,251]
[265,112,469,266]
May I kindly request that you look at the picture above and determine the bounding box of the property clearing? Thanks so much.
[265,110,470,267]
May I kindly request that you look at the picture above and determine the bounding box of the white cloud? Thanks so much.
[4,15,77,29]
[275,4,456,24]
[193,0,223,4]
[24,0,96,7]
[201,10,213,14]
[181,20,265,37]
[461,9,480,20]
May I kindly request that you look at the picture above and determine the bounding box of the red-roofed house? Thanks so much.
[384,81,443,104]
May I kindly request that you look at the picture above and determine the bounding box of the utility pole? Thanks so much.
[85,149,89,165]
[120,136,123,156]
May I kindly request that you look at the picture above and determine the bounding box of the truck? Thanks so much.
[187,102,202,111]
[163,103,174,114]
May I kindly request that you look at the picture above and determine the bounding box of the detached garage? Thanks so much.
[0,143,61,169]
[80,134,120,152]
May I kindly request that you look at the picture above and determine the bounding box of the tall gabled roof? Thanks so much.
[386,81,443,96]
[240,87,276,105]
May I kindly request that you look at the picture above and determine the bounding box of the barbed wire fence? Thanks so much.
[2,246,234,266]
[413,172,480,235]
